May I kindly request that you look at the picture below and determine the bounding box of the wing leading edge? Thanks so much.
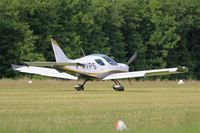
[11,64,78,80]
[103,66,188,80]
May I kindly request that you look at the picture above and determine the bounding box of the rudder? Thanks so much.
[51,38,72,62]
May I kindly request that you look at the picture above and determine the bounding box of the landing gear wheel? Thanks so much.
[74,84,84,91]
[74,79,90,91]
[112,80,125,91]
[113,85,124,91]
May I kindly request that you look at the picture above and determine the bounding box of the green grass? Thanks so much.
[0,79,200,133]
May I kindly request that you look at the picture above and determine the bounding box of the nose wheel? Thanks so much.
[112,80,124,91]
[75,79,89,91]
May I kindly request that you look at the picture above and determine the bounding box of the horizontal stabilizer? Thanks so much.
[103,66,188,80]
[24,62,83,67]
[11,64,78,80]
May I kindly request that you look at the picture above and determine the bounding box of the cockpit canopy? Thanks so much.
[92,54,118,66]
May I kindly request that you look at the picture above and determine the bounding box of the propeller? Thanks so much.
[127,52,137,84]
[128,79,132,85]
[127,52,137,66]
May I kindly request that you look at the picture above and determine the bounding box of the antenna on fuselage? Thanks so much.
[80,47,86,57]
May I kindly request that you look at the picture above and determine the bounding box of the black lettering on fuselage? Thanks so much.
[76,62,97,70]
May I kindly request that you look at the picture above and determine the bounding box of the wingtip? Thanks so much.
[51,38,59,46]
[177,66,189,73]
[11,64,20,70]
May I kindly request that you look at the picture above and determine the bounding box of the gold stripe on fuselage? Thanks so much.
[56,66,126,78]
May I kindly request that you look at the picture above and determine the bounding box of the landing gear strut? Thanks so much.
[75,79,89,91]
[112,80,124,91]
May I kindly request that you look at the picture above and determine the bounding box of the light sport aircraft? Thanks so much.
[12,38,188,91]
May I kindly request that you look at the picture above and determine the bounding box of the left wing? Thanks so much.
[11,64,78,80]
[103,66,188,80]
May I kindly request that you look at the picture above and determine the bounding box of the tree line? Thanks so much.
[0,0,199,79]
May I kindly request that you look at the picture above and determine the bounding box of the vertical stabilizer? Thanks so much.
[51,38,72,62]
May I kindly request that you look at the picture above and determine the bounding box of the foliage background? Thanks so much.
[0,0,199,79]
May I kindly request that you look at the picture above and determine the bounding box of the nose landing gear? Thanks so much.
[112,80,124,91]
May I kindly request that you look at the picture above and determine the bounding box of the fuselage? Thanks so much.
[59,54,129,79]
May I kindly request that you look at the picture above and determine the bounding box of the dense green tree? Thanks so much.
[166,0,200,79]
[146,0,181,69]
[0,18,44,77]
[119,0,152,70]
[0,0,199,79]
[9,0,62,60]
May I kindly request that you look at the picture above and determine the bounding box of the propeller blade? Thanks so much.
[127,52,137,65]
[128,79,132,85]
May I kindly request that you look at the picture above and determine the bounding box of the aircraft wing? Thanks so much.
[24,62,83,67]
[103,66,188,80]
[11,64,78,80]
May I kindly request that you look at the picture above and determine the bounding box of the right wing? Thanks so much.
[11,64,78,80]
[103,66,188,80]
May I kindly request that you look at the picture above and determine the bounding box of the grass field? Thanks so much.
[0,79,200,133]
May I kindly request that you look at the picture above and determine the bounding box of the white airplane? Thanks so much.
[12,38,188,91]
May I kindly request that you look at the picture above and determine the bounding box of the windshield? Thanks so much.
[102,56,118,66]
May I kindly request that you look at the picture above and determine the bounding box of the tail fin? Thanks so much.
[51,38,72,62]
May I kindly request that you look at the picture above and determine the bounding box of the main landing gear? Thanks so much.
[74,79,125,91]
[74,79,89,91]
[112,80,124,91]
